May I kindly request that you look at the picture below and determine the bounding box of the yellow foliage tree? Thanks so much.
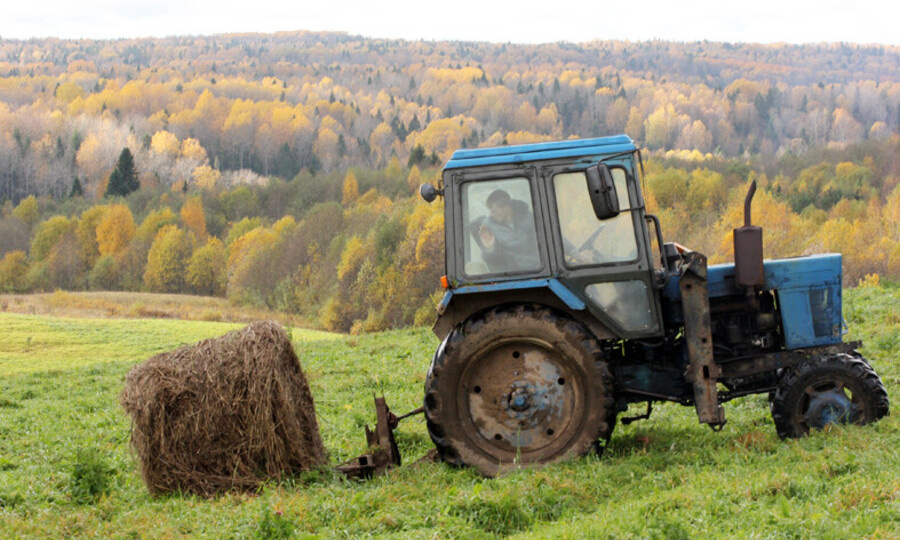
[75,134,116,190]
[369,122,394,166]
[75,205,108,267]
[685,169,727,212]
[55,82,86,103]
[31,215,74,262]
[180,137,208,162]
[342,171,360,205]
[407,164,422,194]
[337,235,367,282]
[144,225,192,293]
[407,118,471,161]
[831,108,863,143]
[151,130,181,156]
[272,216,296,236]
[96,203,135,256]
[186,237,227,296]
[192,165,221,188]
[12,195,40,227]
[227,226,276,273]
[136,207,178,243]
[0,251,29,292]
[625,107,645,142]
[180,197,207,240]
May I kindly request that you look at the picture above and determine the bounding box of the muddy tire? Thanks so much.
[771,353,889,439]
[424,304,616,476]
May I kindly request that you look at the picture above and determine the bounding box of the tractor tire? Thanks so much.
[770,352,889,439]
[424,304,616,476]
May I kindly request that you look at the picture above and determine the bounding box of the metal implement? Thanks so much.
[334,396,422,479]
[679,251,726,429]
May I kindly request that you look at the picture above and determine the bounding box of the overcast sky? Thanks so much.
[2,0,897,45]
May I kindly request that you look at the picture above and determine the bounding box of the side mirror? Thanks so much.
[586,163,620,220]
[419,183,442,203]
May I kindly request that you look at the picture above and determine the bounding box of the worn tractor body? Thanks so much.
[419,134,889,475]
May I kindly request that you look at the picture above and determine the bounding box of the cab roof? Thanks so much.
[443,134,637,170]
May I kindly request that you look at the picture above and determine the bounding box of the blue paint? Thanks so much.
[547,279,586,310]
[438,278,586,312]
[664,253,843,350]
[444,135,637,170]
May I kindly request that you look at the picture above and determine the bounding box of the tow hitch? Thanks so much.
[335,396,424,479]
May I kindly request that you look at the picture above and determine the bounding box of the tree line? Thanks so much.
[1,136,897,332]
[0,32,897,331]
[0,33,896,204]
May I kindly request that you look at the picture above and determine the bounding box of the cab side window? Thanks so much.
[461,177,541,276]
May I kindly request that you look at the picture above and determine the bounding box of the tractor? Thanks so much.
[412,134,890,476]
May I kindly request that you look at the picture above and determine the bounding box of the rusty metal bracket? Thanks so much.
[679,251,726,429]
[334,396,423,480]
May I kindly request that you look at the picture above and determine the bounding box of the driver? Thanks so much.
[476,189,540,272]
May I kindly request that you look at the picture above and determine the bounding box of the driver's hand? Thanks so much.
[479,225,495,249]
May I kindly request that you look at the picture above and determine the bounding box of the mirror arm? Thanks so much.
[644,213,669,288]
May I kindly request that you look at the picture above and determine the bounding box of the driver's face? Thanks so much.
[488,201,513,224]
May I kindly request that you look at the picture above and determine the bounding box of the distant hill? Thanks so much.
[0,32,897,201]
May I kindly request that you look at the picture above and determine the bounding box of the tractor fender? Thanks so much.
[432,279,614,342]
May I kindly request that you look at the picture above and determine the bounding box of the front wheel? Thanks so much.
[770,353,889,439]
[424,305,616,476]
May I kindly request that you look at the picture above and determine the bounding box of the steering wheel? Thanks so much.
[577,224,606,253]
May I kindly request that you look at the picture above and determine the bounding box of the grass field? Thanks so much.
[0,287,897,538]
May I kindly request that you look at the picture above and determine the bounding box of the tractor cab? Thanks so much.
[428,135,665,339]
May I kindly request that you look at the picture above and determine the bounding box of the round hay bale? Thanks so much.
[120,320,326,496]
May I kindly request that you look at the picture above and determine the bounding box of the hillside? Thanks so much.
[0,283,896,537]
[0,33,897,200]
[0,33,898,333]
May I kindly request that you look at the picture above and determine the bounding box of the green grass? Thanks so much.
[0,313,338,375]
[0,286,897,538]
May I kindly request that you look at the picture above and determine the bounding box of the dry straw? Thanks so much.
[120,321,326,496]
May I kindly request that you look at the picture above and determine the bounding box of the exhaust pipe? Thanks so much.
[743,180,756,228]
[734,180,764,289]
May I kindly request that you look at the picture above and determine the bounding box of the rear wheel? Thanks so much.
[424,305,616,476]
[770,353,889,439]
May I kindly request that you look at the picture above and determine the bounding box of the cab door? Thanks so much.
[543,158,664,339]
[444,166,552,283]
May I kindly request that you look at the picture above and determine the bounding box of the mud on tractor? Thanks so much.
[342,134,890,478]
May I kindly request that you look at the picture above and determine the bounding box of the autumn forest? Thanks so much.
[0,32,897,332]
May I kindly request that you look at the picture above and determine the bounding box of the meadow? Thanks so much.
[0,286,897,539]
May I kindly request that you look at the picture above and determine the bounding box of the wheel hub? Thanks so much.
[462,340,582,456]
[803,386,858,429]
[507,386,533,412]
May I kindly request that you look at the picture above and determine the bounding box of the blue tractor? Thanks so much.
[417,134,889,476]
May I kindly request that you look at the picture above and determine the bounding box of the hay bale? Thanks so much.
[120,320,326,496]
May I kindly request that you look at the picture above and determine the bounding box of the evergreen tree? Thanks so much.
[70,176,83,198]
[407,144,426,167]
[105,148,139,198]
[274,143,299,180]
